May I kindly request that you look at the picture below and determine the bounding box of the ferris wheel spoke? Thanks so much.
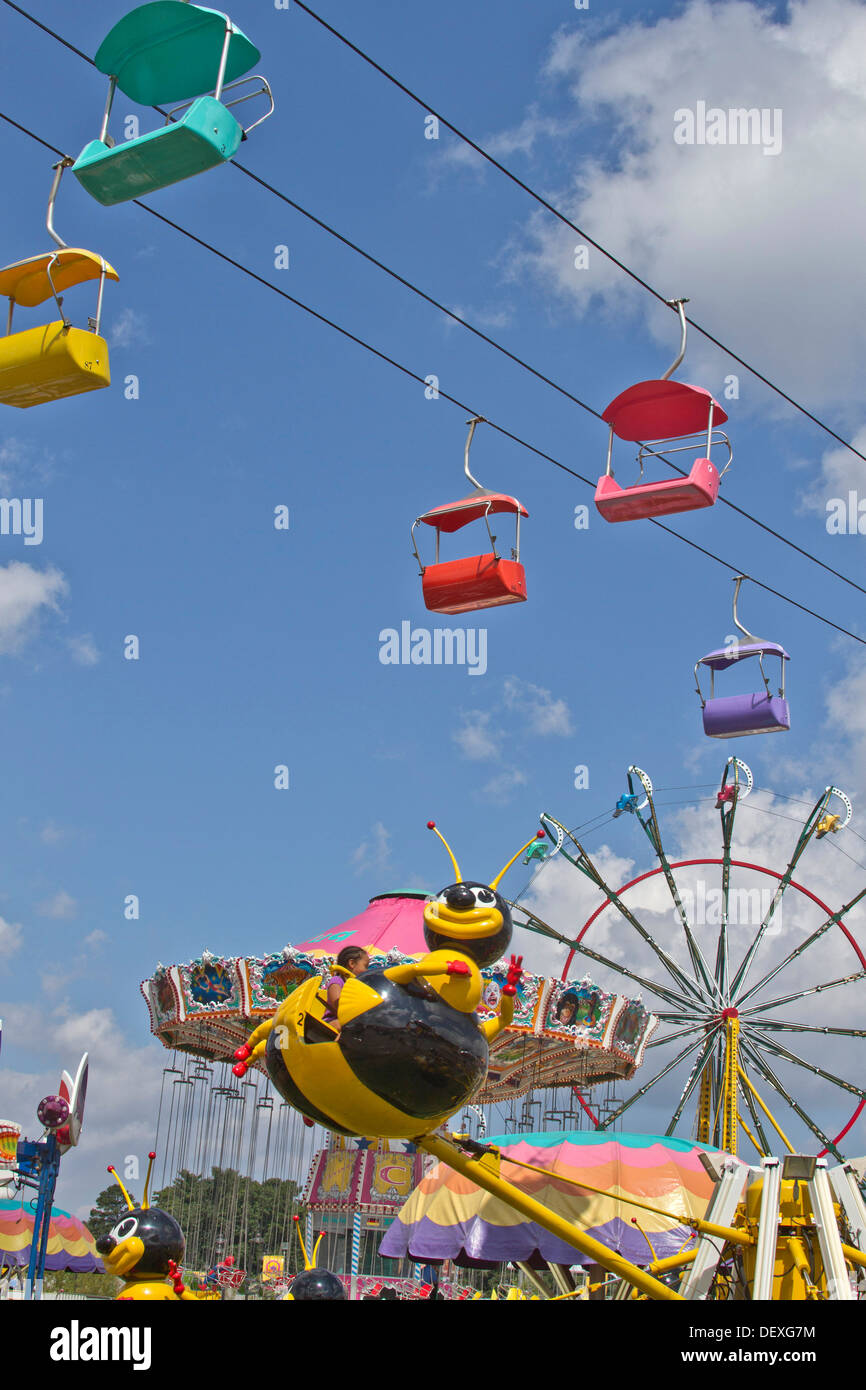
[746,1027,866,1101]
[595,1034,710,1130]
[647,1021,712,1048]
[514,904,699,1013]
[633,782,722,1004]
[653,1010,709,1025]
[739,1037,843,1161]
[566,941,700,1012]
[665,1028,724,1135]
[735,884,866,1009]
[530,825,708,1006]
[748,1017,866,1039]
[739,969,866,1019]
[728,787,840,1000]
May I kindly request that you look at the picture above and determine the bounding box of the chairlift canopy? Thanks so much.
[417,492,528,533]
[94,2,260,104]
[699,641,790,672]
[0,250,118,308]
[603,379,727,443]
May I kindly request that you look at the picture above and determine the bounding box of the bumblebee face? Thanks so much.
[423,881,513,967]
[95,1207,184,1279]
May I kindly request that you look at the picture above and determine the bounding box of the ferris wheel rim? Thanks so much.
[561,854,866,1158]
[564,857,866,974]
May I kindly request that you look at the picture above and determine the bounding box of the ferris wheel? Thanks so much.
[513,759,866,1162]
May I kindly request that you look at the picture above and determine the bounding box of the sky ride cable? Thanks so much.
[286,0,866,469]
[1,107,865,650]
[4,4,866,607]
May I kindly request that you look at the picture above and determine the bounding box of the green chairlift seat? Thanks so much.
[72,1,273,206]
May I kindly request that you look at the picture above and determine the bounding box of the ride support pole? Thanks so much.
[418,1134,683,1301]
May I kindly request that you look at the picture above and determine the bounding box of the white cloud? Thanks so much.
[0,1002,168,1215]
[0,562,67,654]
[437,105,577,174]
[67,634,100,667]
[37,891,77,920]
[39,822,66,845]
[499,0,866,412]
[480,769,528,802]
[351,821,392,875]
[798,425,866,522]
[0,917,23,961]
[503,676,574,735]
[109,308,150,349]
[446,303,516,334]
[452,710,501,760]
[83,930,108,950]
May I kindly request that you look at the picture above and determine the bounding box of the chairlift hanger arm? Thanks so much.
[661,297,689,381]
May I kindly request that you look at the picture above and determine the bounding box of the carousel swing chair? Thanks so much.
[72,1,274,206]
[411,417,528,615]
[595,298,732,522]
[695,576,790,739]
[0,161,119,408]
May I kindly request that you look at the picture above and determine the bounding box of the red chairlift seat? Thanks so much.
[414,491,528,615]
[595,300,731,523]
[411,419,528,616]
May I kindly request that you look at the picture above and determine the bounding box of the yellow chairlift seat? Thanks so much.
[0,248,119,409]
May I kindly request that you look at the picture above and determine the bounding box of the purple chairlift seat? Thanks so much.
[697,641,790,739]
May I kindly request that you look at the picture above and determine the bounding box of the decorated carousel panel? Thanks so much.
[140,891,657,1097]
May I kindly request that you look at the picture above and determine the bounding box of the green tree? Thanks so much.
[87,1182,138,1241]
[44,1270,121,1298]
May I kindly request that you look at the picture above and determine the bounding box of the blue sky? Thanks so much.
[1,0,866,1216]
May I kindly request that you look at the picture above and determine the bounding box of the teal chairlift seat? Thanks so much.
[72,2,273,206]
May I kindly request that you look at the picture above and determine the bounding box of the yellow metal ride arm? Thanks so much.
[417,1133,683,1301]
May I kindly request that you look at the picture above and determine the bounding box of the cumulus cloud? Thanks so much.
[37,891,77,920]
[0,562,67,654]
[0,1002,168,1215]
[0,917,23,961]
[487,0,866,412]
[503,676,574,736]
[109,308,150,349]
[798,426,866,524]
[67,634,100,667]
[39,822,66,845]
[452,679,574,767]
[480,768,528,802]
[351,821,392,875]
[452,710,501,760]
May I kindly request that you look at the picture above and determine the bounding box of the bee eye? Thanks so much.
[112,1216,139,1241]
[475,889,495,904]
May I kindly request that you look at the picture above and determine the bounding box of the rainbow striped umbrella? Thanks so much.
[0,1197,102,1272]
[380,1132,734,1268]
